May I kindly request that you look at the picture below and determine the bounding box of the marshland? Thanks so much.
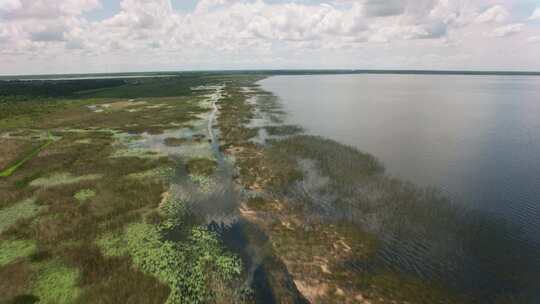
[1,72,539,304]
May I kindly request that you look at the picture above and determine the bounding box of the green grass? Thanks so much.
[73,189,96,202]
[0,198,40,234]
[32,261,81,304]
[95,233,129,258]
[0,239,37,267]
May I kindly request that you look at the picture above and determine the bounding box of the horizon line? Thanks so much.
[2,68,540,79]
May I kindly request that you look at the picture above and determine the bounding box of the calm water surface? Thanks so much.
[260,74,540,242]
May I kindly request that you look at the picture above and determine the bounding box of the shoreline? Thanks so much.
[217,76,540,303]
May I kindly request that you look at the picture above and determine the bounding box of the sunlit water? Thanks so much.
[260,74,540,301]
[261,74,540,238]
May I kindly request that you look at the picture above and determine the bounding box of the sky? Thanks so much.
[1,0,540,75]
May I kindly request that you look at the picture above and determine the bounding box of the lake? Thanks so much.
[260,74,540,240]
[259,74,540,303]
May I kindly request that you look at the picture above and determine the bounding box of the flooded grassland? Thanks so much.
[0,78,254,304]
[1,75,538,304]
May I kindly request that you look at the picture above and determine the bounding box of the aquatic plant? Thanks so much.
[213,81,540,302]
[259,134,540,301]
[186,158,218,176]
[189,174,216,194]
[0,239,37,267]
[97,222,242,304]
[160,197,188,229]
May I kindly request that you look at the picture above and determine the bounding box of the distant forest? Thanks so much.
[0,79,126,101]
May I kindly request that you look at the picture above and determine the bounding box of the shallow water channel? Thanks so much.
[120,85,302,303]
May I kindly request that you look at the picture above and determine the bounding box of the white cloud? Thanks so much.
[527,36,540,43]
[475,5,508,23]
[1,0,539,74]
[529,8,540,21]
[490,23,524,38]
[195,0,234,13]
[0,0,100,19]
[0,0,22,13]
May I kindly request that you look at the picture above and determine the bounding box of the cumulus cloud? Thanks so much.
[527,36,540,43]
[103,0,172,29]
[529,8,540,21]
[475,5,509,23]
[0,0,22,13]
[195,0,235,13]
[1,0,538,74]
[0,0,100,19]
[490,23,524,38]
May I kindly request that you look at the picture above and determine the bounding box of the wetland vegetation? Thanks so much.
[1,73,538,304]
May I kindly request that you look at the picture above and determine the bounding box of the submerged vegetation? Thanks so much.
[0,73,538,304]
[164,137,189,147]
[215,77,540,303]
[186,158,218,176]
[98,222,243,304]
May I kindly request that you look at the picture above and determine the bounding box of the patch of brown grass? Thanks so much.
[164,137,188,147]
[0,139,39,170]
[64,245,170,304]
[0,261,34,303]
